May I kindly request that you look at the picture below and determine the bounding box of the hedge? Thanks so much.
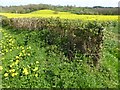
[2,17,105,66]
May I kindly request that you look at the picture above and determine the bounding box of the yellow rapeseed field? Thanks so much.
[0,10,118,21]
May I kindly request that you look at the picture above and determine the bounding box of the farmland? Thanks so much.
[0,10,118,21]
[0,9,119,88]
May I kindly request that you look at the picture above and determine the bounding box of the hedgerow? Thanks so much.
[2,17,106,66]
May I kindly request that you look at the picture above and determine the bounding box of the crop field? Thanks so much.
[0,10,118,21]
[0,9,119,88]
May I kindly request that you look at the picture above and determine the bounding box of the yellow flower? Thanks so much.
[33,67,38,71]
[35,74,38,77]
[6,49,8,53]
[15,60,19,65]
[20,46,22,48]
[22,47,24,50]
[17,47,19,49]
[22,50,25,53]
[9,43,12,46]
[16,56,19,59]
[9,69,15,73]
[28,46,31,49]
[11,40,14,44]
[9,39,12,42]
[36,61,39,64]
[23,68,29,75]
[19,52,22,57]
[4,73,8,77]
[11,72,18,77]
[28,53,30,56]
[24,53,26,56]
[0,66,3,71]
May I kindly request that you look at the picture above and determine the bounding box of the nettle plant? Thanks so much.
[2,17,106,66]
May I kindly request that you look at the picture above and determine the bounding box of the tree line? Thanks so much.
[0,4,118,15]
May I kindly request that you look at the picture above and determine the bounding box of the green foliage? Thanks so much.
[0,23,118,88]
[3,17,107,65]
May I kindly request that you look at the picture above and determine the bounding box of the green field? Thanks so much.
[0,9,119,88]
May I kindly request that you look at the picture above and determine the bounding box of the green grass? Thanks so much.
[0,23,119,88]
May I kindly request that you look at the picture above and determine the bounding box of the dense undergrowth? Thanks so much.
[0,22,119,88]
[3,17,107,66]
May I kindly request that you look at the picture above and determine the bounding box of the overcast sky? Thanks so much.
[0,0,120,7]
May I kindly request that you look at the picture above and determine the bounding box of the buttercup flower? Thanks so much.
[16,56,19,59]
[22,47,24,50]
[36,61,39,64]
[35,74,38,77]
[15,60,19,65]
[4,73,8,77]
[23,68,29,75]
[28,53,30,56]
[28,46,31,49]
[22,50,25,53]
[9,69,15,73]
[19,52,22,57]
[10,49,12,51]
[5,49,8,52]
[33,67,38,71]
[11,72,18,77]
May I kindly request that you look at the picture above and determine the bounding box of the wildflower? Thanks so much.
[9,43,12,46]
[11,40,14,44]
[9,69,15,73]
[28,53,30,56]
[16,56,19,59]
[35,74,38,77]
[11,72,18,77]
[24,53,26,56]
[15,60,19,65]
[9,39,12,42]
[33,67,38,71]
[22,50,25,53]
[4,73,8,77]
[36,61,39,64]
[19,52,22,57]
[23,68,29,75]
[0,66,3,71]
[6,49,8,52]
[22,47,24,50]
[116,48,119,50]
[28,46,31,49]
[17,47,19,49]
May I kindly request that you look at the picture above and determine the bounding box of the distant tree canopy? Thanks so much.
[0,4,118,15]
[93,6,104,8]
